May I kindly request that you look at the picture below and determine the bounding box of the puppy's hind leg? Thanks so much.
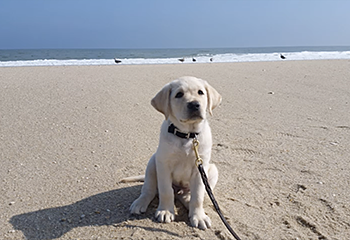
[208,163,218,189]
[177,163,218,211]
[176,191,191,210]
[129,154,158,214]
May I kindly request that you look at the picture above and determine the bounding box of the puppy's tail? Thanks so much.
[120,175,145,183]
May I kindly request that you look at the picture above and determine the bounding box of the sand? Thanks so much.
[1,60,349,240]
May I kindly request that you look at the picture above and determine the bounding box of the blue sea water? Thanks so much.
[1,46,350,67]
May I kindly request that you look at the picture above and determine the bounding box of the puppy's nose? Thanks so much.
[187,101,200,111]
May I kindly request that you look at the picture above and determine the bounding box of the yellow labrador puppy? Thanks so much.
[122,76,221,229]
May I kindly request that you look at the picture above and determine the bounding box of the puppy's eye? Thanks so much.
[175,92,184,98]
[198,90,204,95]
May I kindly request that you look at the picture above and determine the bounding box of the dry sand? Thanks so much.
[1,60,349,240]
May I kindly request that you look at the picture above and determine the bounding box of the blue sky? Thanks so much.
[1,0,349,49]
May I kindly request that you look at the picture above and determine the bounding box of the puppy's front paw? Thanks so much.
[130,197,149,214]
[155,209,175,223]
[190,210,211,230]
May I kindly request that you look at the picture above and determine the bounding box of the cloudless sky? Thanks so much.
[1,0,349,49]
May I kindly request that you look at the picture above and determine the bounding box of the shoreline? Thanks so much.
[1,59,349,239]
[1,47,350,67]
[1,57,349,69]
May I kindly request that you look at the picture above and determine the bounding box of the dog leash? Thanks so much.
[193,138,242,240]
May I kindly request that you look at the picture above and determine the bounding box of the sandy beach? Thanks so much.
[1,60,349,240]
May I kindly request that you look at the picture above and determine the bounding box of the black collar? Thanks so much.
[168,123,198,139]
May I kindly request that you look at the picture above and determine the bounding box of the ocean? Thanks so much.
[1,46,350,67]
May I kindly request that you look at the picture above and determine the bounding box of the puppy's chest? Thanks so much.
[160,135,211,185]
[169,142,202,184]
[171,154,196,187]
[170,145,196,171]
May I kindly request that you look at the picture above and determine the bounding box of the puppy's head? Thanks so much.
[151,77,222,124]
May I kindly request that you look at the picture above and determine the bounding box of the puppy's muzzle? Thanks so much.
[187,101,203,120]
[187,101,200,112]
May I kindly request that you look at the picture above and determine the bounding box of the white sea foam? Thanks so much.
[1,51,350,67]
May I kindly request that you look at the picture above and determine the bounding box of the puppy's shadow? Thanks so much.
[10,185,152,240]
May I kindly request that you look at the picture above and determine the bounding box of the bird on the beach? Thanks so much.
[178,58,185,62]
[280,54,286,59]
[192,57,196,62]
[114,58,122,64]
[209,57,213,62]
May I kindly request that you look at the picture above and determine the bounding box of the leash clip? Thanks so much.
[192,138,203,167]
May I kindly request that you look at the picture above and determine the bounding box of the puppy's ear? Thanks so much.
[151,83,172,119]
[205,81,222,115]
